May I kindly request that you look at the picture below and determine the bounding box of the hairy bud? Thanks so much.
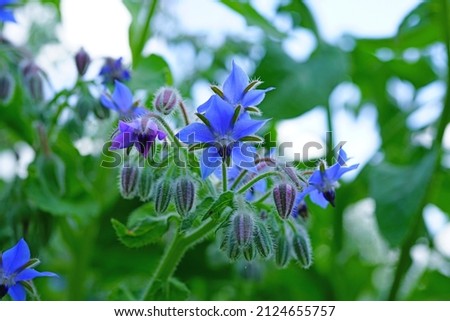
[174,177,196,216]
[291,226,312,269]
[232,211,254,247]
[153,87,181,115]
[226,233,241,260]
[75,47,91,77]
[0,72,14,103]
[275,235,290,268]
[243,242,257,261]
[154,179,172,214]
[273,183,296,219]
[137,166,153,201]
[22,62,43,101]
[120,164,139,199]
[253,221,273,258]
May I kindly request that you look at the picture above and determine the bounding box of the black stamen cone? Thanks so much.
[0,284,8,299]
[323,189,336,207]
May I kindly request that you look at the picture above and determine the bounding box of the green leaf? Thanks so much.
[278,0,320,38]
[369,150,437,247]
[112,204,171,248]
[201,191,234,221]
[147,277,190,300]
[129,54,173,94]
[409,270,450,300]
[255,44,348,120]
[220,0,285,39]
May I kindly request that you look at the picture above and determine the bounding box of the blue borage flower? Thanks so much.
[177,95,267,179]
[100,80,148,118]
[0,239,57,301]
[110,115,167,158]
[198,61,273,113]
[0,0,17,23]
[99,57,131,84]
[294,149,359,209]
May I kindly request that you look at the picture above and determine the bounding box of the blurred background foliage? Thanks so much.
[1,0,450,300]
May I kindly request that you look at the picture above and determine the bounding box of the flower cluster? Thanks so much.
[0,239,57,301]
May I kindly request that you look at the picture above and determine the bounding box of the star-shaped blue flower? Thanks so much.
[99,57,131,84]
[110,116,167,158]
[198,61,273,113]
[0,0,17,23]
[0,239,57,301]
[177,95,267,178]
[295,149,359,208]
[100,80,147,118]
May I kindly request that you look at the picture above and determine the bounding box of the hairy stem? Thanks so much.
[222,161,228,192]
[179,101,190,125]
[237,171,281,194]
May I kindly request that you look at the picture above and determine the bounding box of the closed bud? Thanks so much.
[273,183,296,219]
[291,226,312,269]
[275,235,290,268]
[137,166,153,201]
[75,95,95,121]
[21,62,44,102]
[254,222,273,258]
[232,211,254,247]
[154,179,172,214]
[243,242,256,261]
[75,47,91,77]
[93,98,110,119]
[153,87,181,115]
[120,164,139,199]
[226,232,241,260]
[0,71,14,103]
[174,177,195,216]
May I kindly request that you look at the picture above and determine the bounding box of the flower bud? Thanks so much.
[291,226,312,269]
[174,177,195,216]
[273,183,296,219]
[0,71,14,103]
[253,221,273,258]
[292,200,308,220]
[226,232,241,260]
[137,166,153,201]
[75,47,91,77]
[153,87,181,115]
[154,179,172,214]
[21,61,44,101]
[275,235,290,268]
[243,242,256,261]
[93,98,110,119]
[120,163,139,199]
[75,95,95,121]
[232,211,254,247]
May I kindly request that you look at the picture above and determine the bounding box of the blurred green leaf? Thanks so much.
[278,0,320,38]
[220,0,285,39]
[408,269,450,300]
[256,44,348,120]
[129,54,173,95]
[201,191,234,221]
[369,150,437,247]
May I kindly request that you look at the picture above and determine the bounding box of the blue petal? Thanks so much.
[15,269,58,282]
[325,163,341,183]
[337,148,349,166]
[197,95,216,113]
[131,106,149,117]
[8,284,26,301]
[0,0,18,6]
[223,61,248,104]
[308,170,323,187]
[335,163,359,180]
[241,88,273,107]
[309,189,329,208]
[110,132,136,150]
[0,10,16,22]
[200,147,222,179]
[232,117,267,140]
[176,123,214,144]
[204,96,235,136]
[112,80,133,113]
[2,239,30,275]
[100,94,117,111]
[232,143,257,172]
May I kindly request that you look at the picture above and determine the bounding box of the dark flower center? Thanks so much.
[0,284,7,299]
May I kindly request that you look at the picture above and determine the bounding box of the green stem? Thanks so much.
[148,113,182,147]
[237,171,281,194]
[222,161,228,192]
[132,0,159,66]
[230,169,248,190]
[140,218,216,300]
[179,101,190,125]
[387,0,450,300]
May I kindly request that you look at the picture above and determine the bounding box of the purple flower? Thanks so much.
[0,239,57,301]
[110,116,167,158]
[295,149,359,209]
[177,95,267,179]
[198,61,273,113]
[0,0,17,23]
[100,80,147,118]
[99,57,131,84]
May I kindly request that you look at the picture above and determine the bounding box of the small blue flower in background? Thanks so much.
[110,116,167,158]
[0,239,57,301]
[198,61,273,113]
[0,0,17,23]
[295,148,359,209]
[99,57,131,84]
[100,80,147,118]
[177,95,267,178]
[217,165,267,201]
